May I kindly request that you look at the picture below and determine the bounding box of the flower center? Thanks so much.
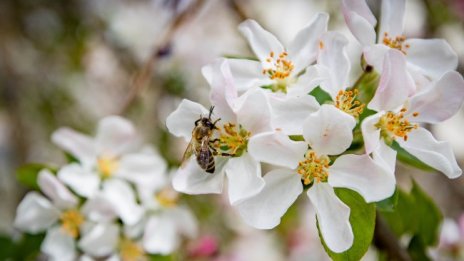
[216,123,251,157]
[119,238,146,261]
[60,209,84,238]
[297,151,330,185]
[98,156,119,178]
[155,188,179,208]
[335,89,365,118]
[375,108,419,143]
[382,32,410,54]
[262,51,294,80]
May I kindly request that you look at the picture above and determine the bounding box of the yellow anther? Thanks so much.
[297,151,330,185]
[382,32,409,54]
[119,238,146,261]
[155,188,179,208]
[216,123,250,157]
[335,89,365,118]
[262,51,294,80]
[319,41,324,49]
[376,108,419,143]
[60,209,84,238]
[98,156,119,178]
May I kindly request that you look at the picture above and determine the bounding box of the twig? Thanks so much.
[227,0,249,21]
[118,0,207,115]
[374,213,412,261]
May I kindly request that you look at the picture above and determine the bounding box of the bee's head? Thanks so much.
[195,106,218,129]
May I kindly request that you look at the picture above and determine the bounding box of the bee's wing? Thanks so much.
[180,139,195,168]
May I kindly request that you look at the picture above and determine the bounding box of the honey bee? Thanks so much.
[181,106,224,173]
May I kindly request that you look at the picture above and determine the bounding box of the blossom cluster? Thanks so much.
[167,0,464,253]
[14,116,197,260]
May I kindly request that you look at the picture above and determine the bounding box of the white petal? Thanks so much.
[397,127,462,179]
[38,169,78,209]
[81,194,118,222]
[226,59,273,91]
[317,32,350,98]
[14,192,60,233]
[406,71,464,123]
[225,153,264,205]
[143,215,178,255]
[379,0,405,40]
[372,140,397,174]
[41,226,76,261]
[169,207,198,238]
[307,183,353,253]
[361,112,382,154]
[288,12,329,73]
[405,39,458,79]
[341,0,377,45]
[172,157,226,194]
[102,179,145,226]
[166,99,209,141]
[51,128,96,166]
[96,116,139,157]
[363,44,390,72]
[235,88,272,134]
[204,59,238,123]
[248,131,307,169]
[329,154,396,202]
[116,151,167,189]
[268,93,320,135]
[235,168,302,229]
[287,65,324,96]
[78,223,119,257]
[302,104,356,156]
[238,19,284,62]
[58,164,100,198]
[368,49,415,112]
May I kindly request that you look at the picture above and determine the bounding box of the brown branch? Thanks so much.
[118,0,207,115]
[227,0,249,21]
[374,212,412,261]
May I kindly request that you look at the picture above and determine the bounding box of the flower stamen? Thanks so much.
[216,123,250,157]
[382,32,409,54]
[376,108,420,143]
[155,188,179,208]
[297,151,330,185]
[60,209,84,238]
[119,238,146,261]
[262,51,294,80]
[335,89,365,118]
[98,156,119,178]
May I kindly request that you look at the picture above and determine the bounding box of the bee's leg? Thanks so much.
[213,118,221,129]
[194,118,201,126]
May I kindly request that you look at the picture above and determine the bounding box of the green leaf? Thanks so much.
[222,54,259,61]
[350,70,380,105]
[309,86,332,105]
[149,254,174,261]
[391,142,435,172]
[408,235,432,261]
[376,188,399,212]
[16,163,56,190]
[318,188,376,261]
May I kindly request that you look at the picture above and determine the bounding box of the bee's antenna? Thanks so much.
[209,106,215,119]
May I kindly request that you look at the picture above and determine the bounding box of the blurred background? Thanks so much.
[1,0,464,260]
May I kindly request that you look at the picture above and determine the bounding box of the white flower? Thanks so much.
[166,60,275,204]
[234,105,396,253]
[362,71,464,179]
[342,0,458,80]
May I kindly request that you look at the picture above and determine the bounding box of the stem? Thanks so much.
[374,212,412,261]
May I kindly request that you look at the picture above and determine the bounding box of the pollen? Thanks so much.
[98,156,119,178]
[382,32,409,54]
[155,188,179,208]
[119,238,146,261]
[60,209,84,238]
[319,41,324,49]
[216,123,250,157]
[262,51,294,80]
[297,151,330,185]
[335,89,365,118]
[376,108,419,143]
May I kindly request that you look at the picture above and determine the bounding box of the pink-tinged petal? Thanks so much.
[303,105,356,156]
[116,151,168,189]
[226,59,273,91]
[38,169,78,209]
[329,154,396,202]
[238,19,284,62]
[288,12,329,73]
[268,93,320,135]
[78,223,119,257]
[406,71,464,124]
[204,59,238,123]
[235,89,272,134]
[248,131,307,169]
[81,194,118,223]
[41,226,76,261]
[405,39,458,79]
[169,207,198,238]
[143,215,178,255]
[51,128,96,166]
[307,183,353,253]
[225,153,264,205]
[397,127,462,179]
[166,99,209,141]
[235,168,302,229]
[342,0,377,45]
[368,49,415,112]
[288,65,324,96]
[372,140,397,174]
[101,179,145,226]
[57,164,100,198]
[379,0,405,40]
[361,112,382,154]
[317,32,350,98]
[14,192,60,233]
[96,116,139,157]
[172,157,226,194]
[363,44,390,72]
